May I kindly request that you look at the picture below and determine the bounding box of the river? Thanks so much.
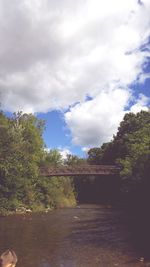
[0,204,149,267]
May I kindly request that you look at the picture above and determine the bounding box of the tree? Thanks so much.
[0,111,77,213]
[87,110,150,196]
[118,117,150,194]
[40,149,63,168]
[0,111,45,210]
[64,154,87,166]
[38,149,76,209]
[87,144,109,165]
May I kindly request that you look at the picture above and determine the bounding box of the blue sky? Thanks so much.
[0,0,150,157]
[37,111,83,156]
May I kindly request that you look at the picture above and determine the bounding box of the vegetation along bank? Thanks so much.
[0,110,149,221]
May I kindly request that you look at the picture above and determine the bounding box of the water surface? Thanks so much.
[0,205,148,267]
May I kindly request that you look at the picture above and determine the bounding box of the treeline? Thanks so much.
[0,111,76,214]
[87,110,150,204]
[65,110,150,206]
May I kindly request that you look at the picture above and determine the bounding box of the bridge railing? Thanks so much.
[40,165,120,177]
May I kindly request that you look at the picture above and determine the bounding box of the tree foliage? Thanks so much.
[38,149,76,209]
[64,154,87,166]
[0,111,45,210]
[87,110,150,196]
[0,111,76,213]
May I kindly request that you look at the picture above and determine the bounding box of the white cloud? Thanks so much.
[59,148,71,160]
[82,147,90,153]
[65,89,131,146]
[0,0,149,113]
[139,73,150,84]
[65,90,150,148]
[44,146,71,159]
[0,0,150,147]
[130,93,150,113]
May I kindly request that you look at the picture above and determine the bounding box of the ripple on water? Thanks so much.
[0,204,149,267]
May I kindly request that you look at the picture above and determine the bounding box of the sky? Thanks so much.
[0,0,150,157]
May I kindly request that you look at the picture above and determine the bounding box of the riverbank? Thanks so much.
[0,204,76,217]
[0,175,77,217]
[0,196,76,216]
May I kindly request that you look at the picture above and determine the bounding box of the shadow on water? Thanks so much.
[74,175,150,262]
[127,206,150,261]
[69,205,150,266]
[70,207,136,252]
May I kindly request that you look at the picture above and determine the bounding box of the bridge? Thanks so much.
[40,165,120,177]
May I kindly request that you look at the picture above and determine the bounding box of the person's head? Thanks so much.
[0,250,17,267]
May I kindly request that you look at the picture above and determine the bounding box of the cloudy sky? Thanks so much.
[0,0,150,156]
